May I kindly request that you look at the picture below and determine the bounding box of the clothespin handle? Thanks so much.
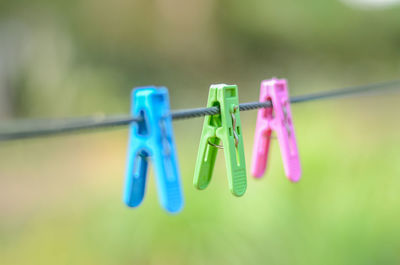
[252,78,301,182]
[194,84,247,196]
[124,87,184,213]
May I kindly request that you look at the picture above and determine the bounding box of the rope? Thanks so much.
[0,80,399,141]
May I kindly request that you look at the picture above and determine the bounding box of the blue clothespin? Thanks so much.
[124,86,184,213]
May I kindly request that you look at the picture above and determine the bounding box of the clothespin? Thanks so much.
[251,78,301,182]
[124,86,184,213]
[194,84,247,196]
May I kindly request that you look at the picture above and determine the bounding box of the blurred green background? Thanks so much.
[1,0,400,264]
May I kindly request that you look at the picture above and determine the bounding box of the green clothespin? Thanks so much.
[193,84,247,196]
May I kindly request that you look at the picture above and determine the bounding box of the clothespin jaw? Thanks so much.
[193,84,247,196]
[124,86,184,213]
[251,78,301,182]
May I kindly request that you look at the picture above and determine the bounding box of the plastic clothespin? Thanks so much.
[194,84,247,196]
[251,78,301,182]
[124,86,184,213]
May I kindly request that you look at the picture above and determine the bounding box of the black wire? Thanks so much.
[0,115,140,140]
[289,79,400,103]
[171,106,220,120]
[0,80,399,141]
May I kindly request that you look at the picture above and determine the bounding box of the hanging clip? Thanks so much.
[251,78,301,182]
[194,84,247,196]
[124,86,184,213]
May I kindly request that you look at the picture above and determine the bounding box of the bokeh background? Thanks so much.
[1,0,400,264]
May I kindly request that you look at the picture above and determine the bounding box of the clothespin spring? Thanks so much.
[231,105,239,148]
[207,139,224,149]
[282,101,292,137]
[206,105,240,149]
[159,118,171,156]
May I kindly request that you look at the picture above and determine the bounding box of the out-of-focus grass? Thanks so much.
[0,91,399,265]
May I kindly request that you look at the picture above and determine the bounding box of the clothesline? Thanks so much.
[0,79,399,141]
[2,78,400,214]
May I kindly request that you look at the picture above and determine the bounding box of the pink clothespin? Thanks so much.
[251,78,301,182]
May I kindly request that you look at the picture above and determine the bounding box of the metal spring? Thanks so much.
[231,105,239,148]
